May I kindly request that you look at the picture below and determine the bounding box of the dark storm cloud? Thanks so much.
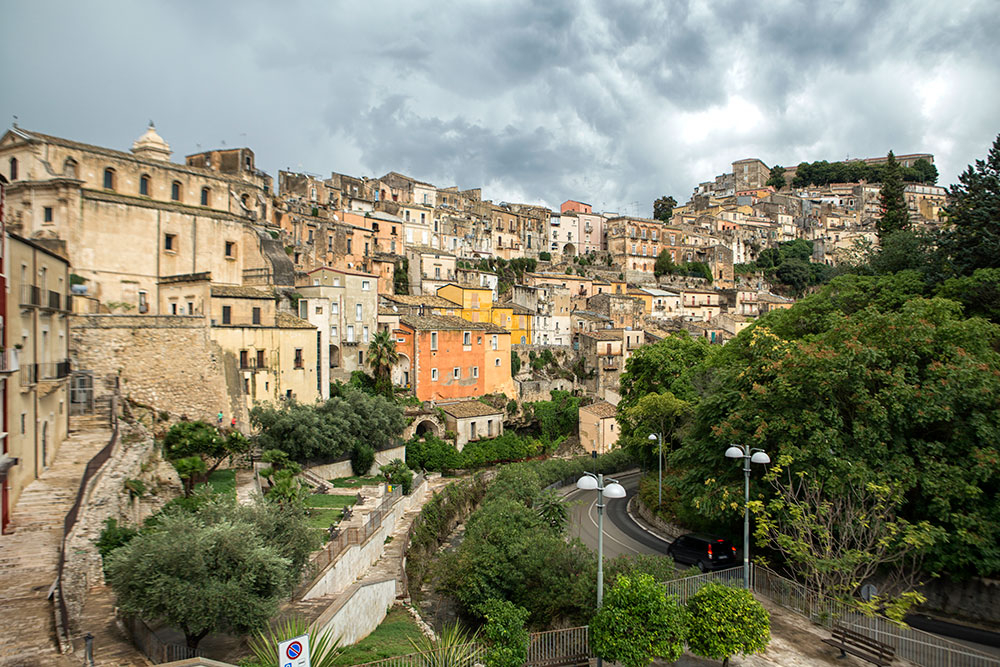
[1,0,997,215]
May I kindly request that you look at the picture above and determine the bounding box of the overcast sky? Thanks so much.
[3,0,998,216]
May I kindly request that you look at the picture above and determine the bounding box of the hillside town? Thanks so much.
[5,120,999,667]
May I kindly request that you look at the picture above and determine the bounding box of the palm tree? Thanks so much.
[367,328,399,397]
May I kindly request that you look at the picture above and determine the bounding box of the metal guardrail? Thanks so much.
[120,612,203,664]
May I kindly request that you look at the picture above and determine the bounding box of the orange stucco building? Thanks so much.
[394,315,514,401]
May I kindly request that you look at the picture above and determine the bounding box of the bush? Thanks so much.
[590,573,688,667]
[687,583,770,665]
[480,598,530,667]
[95,518,138,574]
[539,252,551,261]
[380,459,414,494]
[351,444,375,476]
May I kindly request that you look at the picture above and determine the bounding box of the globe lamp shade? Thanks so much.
[603,482,626,499]
[577,475,598,491]
[725,445,744,459]
[751,451,771,465]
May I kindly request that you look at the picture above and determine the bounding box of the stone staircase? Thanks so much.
[0,414,113,666]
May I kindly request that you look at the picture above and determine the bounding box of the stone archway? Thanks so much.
[415,419,439,439]
[563,243,577,256]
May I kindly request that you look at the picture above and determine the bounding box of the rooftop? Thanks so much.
[440,400,503,419]
[210,285,274,299]
[399,314,506,333]
[581,400,617,419]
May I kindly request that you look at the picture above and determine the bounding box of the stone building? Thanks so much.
[406,246,457,295]
[440,400,505,450]
[2,233,71,530]
[0,124,292,311]
[586,292,645,330]
[579,400,619,455]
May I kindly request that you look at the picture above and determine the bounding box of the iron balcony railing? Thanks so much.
[20,284,41,306]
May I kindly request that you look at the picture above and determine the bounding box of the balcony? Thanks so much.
[0,349,19,375]
[39,359,71,380]
[46,290,62,310]
[20,285,41,307]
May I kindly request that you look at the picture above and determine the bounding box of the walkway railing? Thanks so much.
[664,565,1000,667]
[119,612,203,664]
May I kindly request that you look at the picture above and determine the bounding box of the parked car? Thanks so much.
[666,533,738,572]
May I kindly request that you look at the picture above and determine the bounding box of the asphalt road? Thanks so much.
[565,469,671,558]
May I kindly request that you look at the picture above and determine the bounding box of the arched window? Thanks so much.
[9,157,17,180]
[63,158,78,178]
[103,168,116,190]
[201,187,210,206]
[171,181,181,201]
[241,194,249,208]
[139,174,150,196]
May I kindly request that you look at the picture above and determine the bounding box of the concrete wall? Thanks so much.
[69,314,234,422]
[302,476,427,600]
[310,578,396,646]
[306,444,407,480]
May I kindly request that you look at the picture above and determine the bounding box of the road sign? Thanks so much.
[278,634,311,667]
[860,584,878,602]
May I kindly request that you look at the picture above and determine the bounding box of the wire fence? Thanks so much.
[119,612,202,664]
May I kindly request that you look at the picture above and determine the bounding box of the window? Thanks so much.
[240,350,249,367]
[201,187,210,206]
[299,301,308,318]
[463,331,471,345]
[358,351,364,364]
[331,301,339,315]
[170,302,178,314]
[9,157,17,180]
[472,366,479,378]
[431,368,438,381]
[331,325,338,337]
[430,332,438,350]
[495,357,501,366]
[362,280,370,291]
[225,241,235,257]
[256,350,265,367]
[222,306,231,324]
[140,174,150,196]
[363,326,369,343]
[355,303,363,321]
[491,334,498,350]
[453,367,460,379]
[103,168,116,190]
[252,307,261,325]
[347,238,352,254]
[294,348,304,368]
[43,207,53,222]
[187,301,194,314]
[171,181,182,201]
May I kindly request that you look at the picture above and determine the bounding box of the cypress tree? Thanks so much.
[877,151,909,239]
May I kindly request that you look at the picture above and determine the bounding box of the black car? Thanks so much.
[666,533,738,572]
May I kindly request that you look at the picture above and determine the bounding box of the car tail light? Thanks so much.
[707,544,713,559]
[731,546,737,555]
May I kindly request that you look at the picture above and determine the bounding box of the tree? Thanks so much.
[752,456,936,617]
[510,350,521,375]
[653,195,677,222]
[479,598,530,667]
[913,158,938,185]
[380,458,414,494]
[686,583,770,667]
[765,165,786,190]
[163,421,249,478]
[105,510,293,649]
[653,249,676,278]
[173,456,206,497]
[351,443,375,476]
[367,328,399,398]
[877,151,909,240]
[618,333,712,410]
[935,268,1000,323]
[394,258,409,295]
[937,134,1000,278]
[590,573,687,667]
[774,258,811,295]
[621,392,690,472]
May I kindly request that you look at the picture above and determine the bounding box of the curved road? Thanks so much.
[565,470,671,558]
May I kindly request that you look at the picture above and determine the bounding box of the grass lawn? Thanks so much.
[303,507,343,534]
[197,469,236,498]
[305,494,357,509]
[329,475,383,488]
[332,607,425,665]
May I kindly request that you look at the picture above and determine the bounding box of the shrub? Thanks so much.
[480,598,530,667]
[590,573,688,667]
[380,459,414,494]
[95,518,138,574]
[539,252,551,261]
[351,444,375,476]
[687,583,770,666]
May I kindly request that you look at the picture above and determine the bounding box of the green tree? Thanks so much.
[618,333,712,410]
[935,268,1000,323]
[105,511,293,649]
[351,443,375,476]
[479,598,530,667]
[765,165,786,190]
[774,258,811,295]
[877,151,909,239]
[394,258,409,295]
[590,573,688,667]
[163,421,248,478]
[913,158,938,184]
[653,195,677,222]
[621,392,690,472]
[174,456,206,497]
[653,249,676,278]
[367,328,399,398]
[534,488,568,531]
[380,458,414,494]
[687,583,769,667]
[510,350,521,375]
[937,134,1000,279]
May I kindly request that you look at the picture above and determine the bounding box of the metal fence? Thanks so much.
[752,566,1000,667]
[350,626,590,667]
[667,565,1000,667]
[120,612,202,664]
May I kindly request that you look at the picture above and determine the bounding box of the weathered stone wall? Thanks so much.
[311,578,397,646]
[516,377,577,403]
[70,314,233,423]
[306,444,408,480]
[61,421,182,634]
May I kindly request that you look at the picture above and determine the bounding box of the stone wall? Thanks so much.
[61,422,182,634]
[70,314,234,423]
[917,577,1000,627]
[306,444,407,480]
[516,377,577,403]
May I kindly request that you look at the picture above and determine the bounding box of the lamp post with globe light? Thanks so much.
[577,471,625,666]
[725,444,769,589]
[648,432,662,507]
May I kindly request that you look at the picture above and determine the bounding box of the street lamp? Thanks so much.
[577,472,625,667]
[725,444,769,589]
[648,433,662,508]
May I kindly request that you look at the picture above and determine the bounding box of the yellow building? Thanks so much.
[492,302,534,345]
[436,283,493,324]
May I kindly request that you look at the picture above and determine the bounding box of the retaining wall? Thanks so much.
[310,578,397,646]
[306,444,407,480]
